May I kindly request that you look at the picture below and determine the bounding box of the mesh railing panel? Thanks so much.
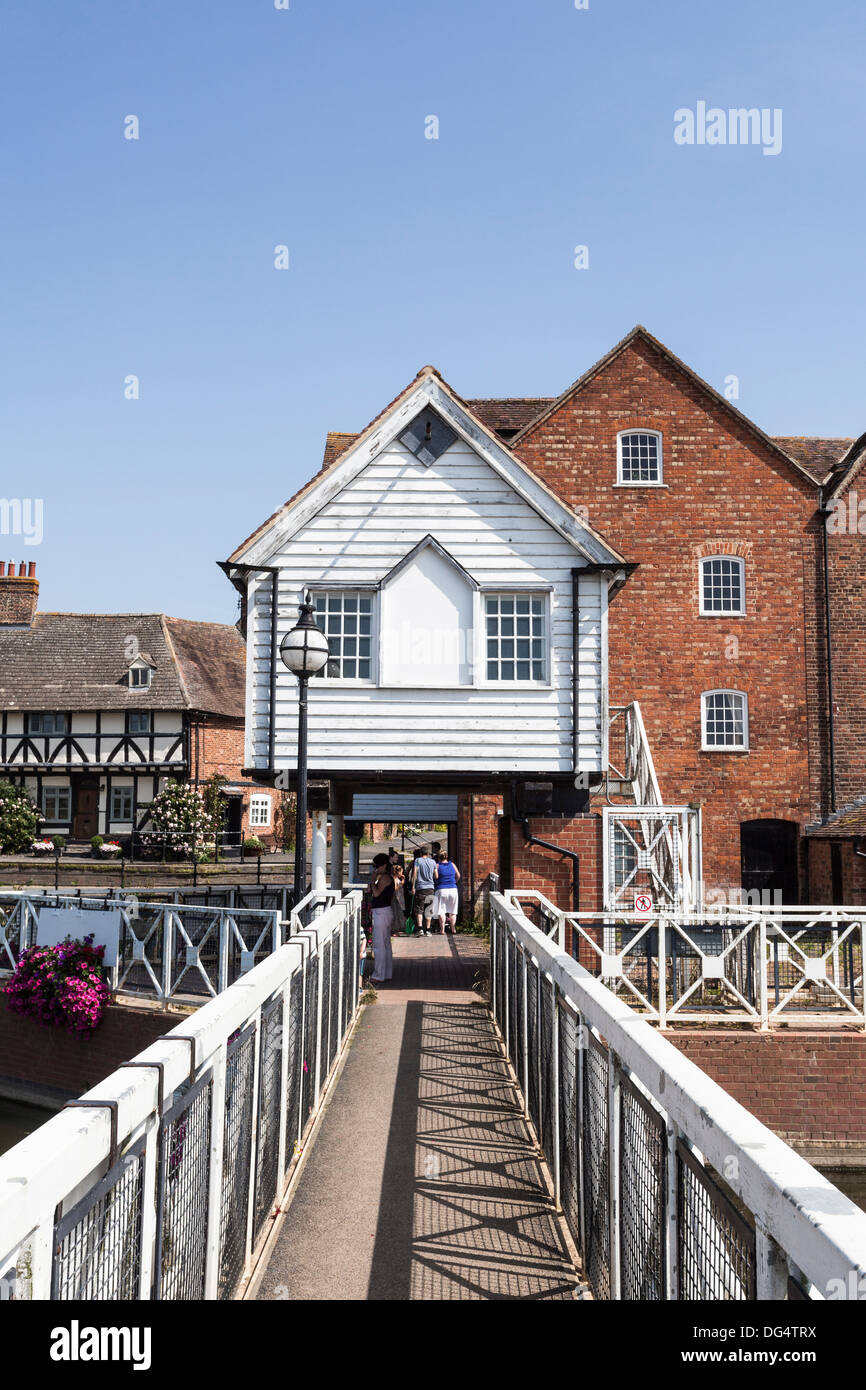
[619,1073,666,1300]
[526,958,540,1135]
[302,953,319,1125]
[156,1075,213,1300]
[52,1138,146,1300]
[583,1033,611,1299]
[539,974,556,1168]
[254,994,284,1243]
[513,946,525,1088]
[328,929,341,1074]
[558,1002,581,1255]
[677,1140,756,1299]
[318,941,332,1105]
[218,1023,256,1299]
[284,968,304,1173]
[506,931,517,1062]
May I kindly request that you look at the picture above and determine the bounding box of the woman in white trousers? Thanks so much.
[369,854,394,983]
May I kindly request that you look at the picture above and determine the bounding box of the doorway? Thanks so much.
[740,820,799,906]
[73,776,100,840]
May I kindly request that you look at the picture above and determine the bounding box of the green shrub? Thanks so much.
[51,836,66,853]
[90,834,104,851]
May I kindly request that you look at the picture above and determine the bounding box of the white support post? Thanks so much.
[607,1048,622,1300]
[522,949,530,1121]
[347,834,361,886]
[218,913,230,994]
[311,810,328,892]
[756,1223,789,1300]
[552,992,561,1211]
[503,911,510,1057]
[658,915,667,1028]
[242,1011,263,1278]
[161,909,173,1003]
[330,814,344,891]
[758,916,769,1030]
[576,1017,587,1261]
[23,1217,54,1300]
[314,936,324,1106]
[276,976,292,1190]
[665,1119,680,1300]
[203,1042,228,1300]
[138,1111,160,1299]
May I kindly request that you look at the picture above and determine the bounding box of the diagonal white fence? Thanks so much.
[490,891,866,1300]
[0,891,362,1301]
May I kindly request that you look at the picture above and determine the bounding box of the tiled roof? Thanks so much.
[770,437,855,484]
[806,793,866,838]
[467,398,555,434]
[0,613,245,716]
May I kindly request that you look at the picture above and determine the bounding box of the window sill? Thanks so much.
[613,482,668,489]
[698,611,746,619]
[700,746,750,754]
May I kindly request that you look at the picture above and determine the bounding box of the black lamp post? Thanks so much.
[279,591,330,901]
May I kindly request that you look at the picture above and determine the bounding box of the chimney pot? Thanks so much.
[0,564,5,578]
[18,562,26,577]
[27,562,35,578]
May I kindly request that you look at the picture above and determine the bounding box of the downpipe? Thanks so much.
[511,780,580,913]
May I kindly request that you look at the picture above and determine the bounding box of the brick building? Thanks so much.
[223,327,863,912]
[0,563,278,849]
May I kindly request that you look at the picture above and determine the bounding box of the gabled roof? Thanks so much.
[227,366,627,570]
[509,325,824,490]
[0,613,245,716]
[826,432,866,502]
[379,535,480,590]
[771,437,855,485]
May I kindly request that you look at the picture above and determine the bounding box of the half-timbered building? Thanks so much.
[0,563,277,844]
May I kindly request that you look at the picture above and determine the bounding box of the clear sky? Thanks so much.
[1,0,863,621]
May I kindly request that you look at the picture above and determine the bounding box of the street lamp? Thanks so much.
[279,591,330,902]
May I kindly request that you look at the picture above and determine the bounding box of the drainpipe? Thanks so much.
[819,489,838,813]
[511,780,580,913]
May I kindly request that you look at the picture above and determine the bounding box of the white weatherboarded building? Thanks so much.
[224,367,628,847]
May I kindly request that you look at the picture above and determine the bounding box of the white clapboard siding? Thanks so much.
[244,436,607,774]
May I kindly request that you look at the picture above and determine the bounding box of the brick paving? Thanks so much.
[252,933,582,1301]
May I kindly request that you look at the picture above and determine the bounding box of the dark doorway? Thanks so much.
[498,814,512,890]
[73,776,100,840]
[225,795,243,845]
[740,820,799,905]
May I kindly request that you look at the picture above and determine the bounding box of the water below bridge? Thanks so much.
[249,933,585,1301]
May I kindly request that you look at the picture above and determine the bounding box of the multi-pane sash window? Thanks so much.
[700,557,745,615]
[313,593,373,680]
[702,691,748,750]
[110,786,134,822]
[27,712,68,735]
[618,430,662,484]
[249,795,271,828]
[42,786,71,821]
[128,712,152,734]
[485,594,547,681]
[129,666,152,688]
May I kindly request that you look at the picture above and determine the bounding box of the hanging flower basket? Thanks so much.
[4,933,111,1036]
[31,839,55,856]
[99,840,122,857]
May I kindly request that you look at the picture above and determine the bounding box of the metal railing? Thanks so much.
[547,900,866,1028]
[490,891,866,1300]
[0,890,293,1005]
[0,892,362,1301]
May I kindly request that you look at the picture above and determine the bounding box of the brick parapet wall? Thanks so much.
[665,1029,866,1147]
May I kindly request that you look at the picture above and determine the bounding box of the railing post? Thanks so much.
[756,1223,789,1300]
[503,910,510,1059]
[658,915,667,1027]
[576,1017,587,1262]
[276,975,292,1193]
[758,915,769,1030]
[552,990,561,1210]
[203,1041,228,1299]
[219,912,230,994]
[243,1011,263,1276]
[139,1110,160,1299]
[161,909,173,1003]
[665,1119,680,1300]
[314,932,324,1106]
[522,948,530,1120]
[607,1048,622,1300]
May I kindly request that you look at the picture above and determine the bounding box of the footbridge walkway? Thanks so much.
[3,888,866,1302]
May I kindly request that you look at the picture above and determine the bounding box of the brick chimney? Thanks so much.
[0,561,39,626]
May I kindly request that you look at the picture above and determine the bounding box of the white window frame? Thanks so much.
[699,556,746,616]
[311,589,377,685]
[42,785,71,822]
[615,429,664,487]
[701,689,749,752]
[110,785,134,822]
[129,665,152,689]
[480,590,551,687]
[249,794,271,828]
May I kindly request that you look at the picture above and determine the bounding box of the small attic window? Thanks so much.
[399,408,458,466]
[127,655,154,689]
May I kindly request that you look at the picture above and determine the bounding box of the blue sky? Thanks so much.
[1,0,863,620]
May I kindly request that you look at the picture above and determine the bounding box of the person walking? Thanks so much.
[369,853,395,983]
[411,845,436,936]
[389,848,406,934]
[433,852,461,934]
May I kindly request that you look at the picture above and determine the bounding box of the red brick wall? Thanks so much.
[191,716,279,847]
[824,509,866,807]
[514,336,822,897]
[510,814,602,912]
[457,792,502,918]
[0,572,39,626]
[666,1030,866,1146]
[0,1003,187,1103]
[808,838,866,904]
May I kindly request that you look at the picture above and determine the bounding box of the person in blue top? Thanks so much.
[433,853,461,934]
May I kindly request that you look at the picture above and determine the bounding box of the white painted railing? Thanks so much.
[0,890,290,1004]
[546,901,866,1028]
[0,892,362,1301]
[490,891,866,1300]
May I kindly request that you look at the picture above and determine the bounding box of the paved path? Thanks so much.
[252,933,582,1301]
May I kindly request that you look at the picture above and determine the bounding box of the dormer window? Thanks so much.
[126,656,154,689]
[617,430,663,485]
